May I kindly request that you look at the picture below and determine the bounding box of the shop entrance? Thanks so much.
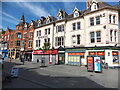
[58,54,65,64]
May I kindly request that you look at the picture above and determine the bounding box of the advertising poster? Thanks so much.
[113,56,119,64]
[94,57,102,72]
[87,56,94,72]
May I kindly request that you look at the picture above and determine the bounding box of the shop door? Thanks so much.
[58,54,65,64]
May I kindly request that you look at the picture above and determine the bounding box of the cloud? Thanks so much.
[2,12,19,21]
[2,17,18,25]
[16,2,50,18]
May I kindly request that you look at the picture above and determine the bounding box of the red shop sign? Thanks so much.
[89,52,96,55]
[32,50,58,55]
[97,52,104,55]
[112,52,118,55]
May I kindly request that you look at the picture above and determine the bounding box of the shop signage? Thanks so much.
[97,52,105,55]
[112,52,118,56]
[68,53,85,55]
[94,57,102,72]
[89,52,96,55]
[32,50,58,55]
[89,52,104,56]
[87,56,94,72]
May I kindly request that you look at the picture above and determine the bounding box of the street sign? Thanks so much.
[11,67,19,77]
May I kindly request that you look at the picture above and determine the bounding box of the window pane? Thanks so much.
[96,31,101,42]
[96,16,100,25]
[77,22,80,29]
[90,18,94,26]
[90,32,95,43]
[77,35,80,44]
[73,23,76,30]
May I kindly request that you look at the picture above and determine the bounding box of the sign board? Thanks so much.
[87,56,94,72]
[11,67,19,77]
[94,57,102,72]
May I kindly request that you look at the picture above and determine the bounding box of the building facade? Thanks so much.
[33,0,120,67]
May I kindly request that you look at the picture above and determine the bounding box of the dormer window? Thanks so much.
[37,22,41,27]
[58,15,62,20]
[74,12,79,18]
[91,2,98,11]
[73,8,79,18]
[31,22,33,25]
[46,20,50,24]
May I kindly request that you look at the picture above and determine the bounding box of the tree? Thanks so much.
[42,42,51,52]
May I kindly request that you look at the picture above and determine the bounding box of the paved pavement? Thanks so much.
[2,58,119,89]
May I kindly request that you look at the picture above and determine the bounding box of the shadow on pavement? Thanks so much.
[2,61,108,89]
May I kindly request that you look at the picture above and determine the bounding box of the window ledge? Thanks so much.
[88,24,102,27]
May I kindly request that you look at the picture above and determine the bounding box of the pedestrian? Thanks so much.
[10,58,11,63]
[104,63,108,69]
[22,58,24,65]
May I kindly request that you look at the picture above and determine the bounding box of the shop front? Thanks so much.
[24,51,32,61]
[88,51,105,64]
[58,46,65,64]
[65,48,86,66]
[32,49,58,66]
[87,49,119,67]
[2,50,8,58]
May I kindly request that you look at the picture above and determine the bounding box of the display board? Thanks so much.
[87,56,94,72]
[94,57,102,72]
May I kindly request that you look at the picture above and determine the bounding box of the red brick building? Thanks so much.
[8,15,36,60]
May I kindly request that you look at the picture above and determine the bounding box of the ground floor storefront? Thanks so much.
[65,46,120,67]
[9,48,21,59]
[32,50,58,66]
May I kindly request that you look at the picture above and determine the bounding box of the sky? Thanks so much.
[1,0,119,31]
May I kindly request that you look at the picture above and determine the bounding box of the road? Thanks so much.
[2,59,119,89]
